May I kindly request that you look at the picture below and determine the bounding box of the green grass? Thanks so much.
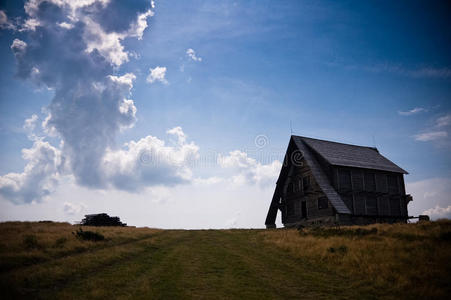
[0,221,450,299]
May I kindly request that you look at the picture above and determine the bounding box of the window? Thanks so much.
[303,176,310,191]
[318,197,328,209]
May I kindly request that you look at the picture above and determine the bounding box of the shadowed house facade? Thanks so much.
[265,136,412,228]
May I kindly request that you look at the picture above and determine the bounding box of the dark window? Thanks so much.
[303,176,310,191]
[364,172,376,192]
[318,197,328,210]
[338,169,352,191]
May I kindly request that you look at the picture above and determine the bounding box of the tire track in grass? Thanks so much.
[44,230,190,300]
[1,234,163,299]
[0,232,160,273]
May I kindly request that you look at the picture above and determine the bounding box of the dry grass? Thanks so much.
[1,221,450,299]
[0,221,160,272]
[260,220,451,299]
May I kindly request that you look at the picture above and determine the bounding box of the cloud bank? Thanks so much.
[0,0,282,205]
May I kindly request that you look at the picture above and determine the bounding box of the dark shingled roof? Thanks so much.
[293,136,408,174]
[292,137,351,214]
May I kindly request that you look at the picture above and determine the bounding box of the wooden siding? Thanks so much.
[281,157,335,225]
[334,166,408,218]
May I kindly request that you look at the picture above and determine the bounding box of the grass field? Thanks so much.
[0,221,450,299]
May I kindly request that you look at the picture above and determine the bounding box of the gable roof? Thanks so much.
[292,138,351,214]
[292,136,408,174]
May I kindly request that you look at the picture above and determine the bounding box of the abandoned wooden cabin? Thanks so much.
[265,136,412,228]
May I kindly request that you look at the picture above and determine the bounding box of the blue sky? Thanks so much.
[0,0,450,227]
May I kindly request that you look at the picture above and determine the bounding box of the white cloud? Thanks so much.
[102,127,199,191]
[422,205,451,220]
[0,140,64,204]
[398,107,426,116]
[128,9,154,40]
[186,48,202,62]
[218,150,281,187]
[406,178,451,220]
[146,66,168,84]
[57,22,74,30]
[413,113,451,144]
[0,10,16,30]
[436,114,451,128]
[10,39,27,54]
[23,114,38,132]
[21,0,154,66]
[83,17,129,67]
[414,131,448,142]
[63,201,86,215]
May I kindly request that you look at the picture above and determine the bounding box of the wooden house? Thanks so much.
[265,136,412,228]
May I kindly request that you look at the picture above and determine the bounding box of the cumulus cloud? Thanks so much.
[0,140,63,204]
[102,127,199,191]
[218,150,281,187]
[7,0,154,191]
[146,66,168,84]
[0,0,159,203]
[398,107,426,116]
[422,205,451,220]
[2,0,283,206]
[186,48,202,62]
[406,177,451,220]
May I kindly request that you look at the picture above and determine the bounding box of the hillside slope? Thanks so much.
[0,221,450,299]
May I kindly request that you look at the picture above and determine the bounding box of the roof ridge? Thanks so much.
[292,135,378,151]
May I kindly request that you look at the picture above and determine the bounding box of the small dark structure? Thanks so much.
[265,136,413,228]
[81,213,126,226]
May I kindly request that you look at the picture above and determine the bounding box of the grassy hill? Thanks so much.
[0,221,450,299]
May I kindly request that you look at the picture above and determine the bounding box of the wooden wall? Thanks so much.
[333,166,408,217]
